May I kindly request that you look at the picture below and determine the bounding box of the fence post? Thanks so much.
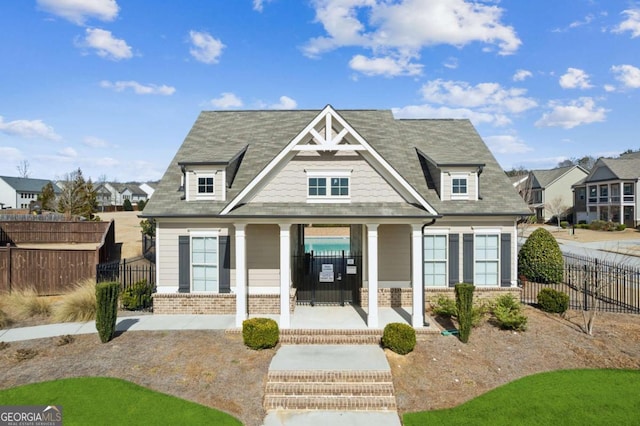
[583,263,588,311]
[6,243,11,293]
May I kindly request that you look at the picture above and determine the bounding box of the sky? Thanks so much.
[1,0,640,183]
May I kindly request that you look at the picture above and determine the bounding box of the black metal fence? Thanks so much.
[520,253,640,314]
[96,259,156,293]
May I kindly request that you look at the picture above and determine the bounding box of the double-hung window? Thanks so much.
[475,234,499,286]
[307,171,350,202]
[424,234,447,286]
[191,234,218,292]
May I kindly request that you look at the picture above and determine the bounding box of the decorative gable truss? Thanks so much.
[220,105,438,215]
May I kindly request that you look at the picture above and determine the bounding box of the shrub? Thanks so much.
[0,308,10,329]
[455,283,475,343]
[518,228,563,284]
[53,280,97,322]
[616,223,627,231]
[560,221,568,229]
[121,280,154,310]
[15,348,38,361]
[537,288,569,314]
[382,322,416,355]
[140,218,156,237]
[123,199,133,211]
[430,295,458,317]
[2,287,52,320]
[242,318,279,350]
[492,294,527,331]
[95,282,120,343]
[137,200,146,211]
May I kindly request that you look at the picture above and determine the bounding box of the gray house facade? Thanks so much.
[143,106,528,328]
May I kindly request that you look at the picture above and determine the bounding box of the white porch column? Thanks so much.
[279,224,291,329]
[234,224,247,327]
[411,224,424,327]
[366,223,379,328]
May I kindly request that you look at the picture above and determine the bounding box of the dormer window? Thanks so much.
[451,174,469,200]
[198,176,214,194]
[306,170,351,203]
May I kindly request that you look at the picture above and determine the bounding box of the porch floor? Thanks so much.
[252,306,437,330]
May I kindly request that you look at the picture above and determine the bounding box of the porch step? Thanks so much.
[278,327,439,344]
[264,371,396,411]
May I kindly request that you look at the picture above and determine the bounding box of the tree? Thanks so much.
[518,228,563,284]
[137,199,146,211]
[16,160,30,178]
[505,166,529,177]
[123,198,133,211]
[557,156,596,171]
[546,196,569,229]
[57,168,98,220]
[38,182,56,211]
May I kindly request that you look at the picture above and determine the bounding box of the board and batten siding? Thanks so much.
[185,168,226,201]
[251,155,405,203]
[441,169,478,201]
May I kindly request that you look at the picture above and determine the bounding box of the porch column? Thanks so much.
[234,224,247,327]
[411,224,424,327]
[366,223,379,328]
[279,224,291,329]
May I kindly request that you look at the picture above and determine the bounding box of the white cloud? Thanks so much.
[304,0,521,66]
[484,135,533,154]
[535,97,607,129]
[253,0,273,12]
[349,54,422,77]
[94,157,120,167]
[269,96,297,110]
[37,0,119,25]
[392,104,507,126]
[0,147,22,162]
[611,64,640,89]
[100,80,176,95]
[79,28,132,60]
[210,92,243,109]
[559,68,593,89]
[59,147,78,158]
[604,84,616,92]
[419,79,537,114]
[0,116,62,141]
[513,69,532,81]
[83,136,110,148]
[613,9,640,38]
[443,57,458,69]
[189,30,225,64]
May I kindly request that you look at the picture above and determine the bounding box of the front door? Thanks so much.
[293,252,362,305]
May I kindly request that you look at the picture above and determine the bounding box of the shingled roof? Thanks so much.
[529,165,583,189]
[0,176,60,193]
[143,108,528,218]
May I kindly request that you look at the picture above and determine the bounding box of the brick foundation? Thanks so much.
[359,287,522,310]
[153,289,298,315]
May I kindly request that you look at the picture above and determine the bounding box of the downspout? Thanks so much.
[477,166,484,200]
[421,218,437,326]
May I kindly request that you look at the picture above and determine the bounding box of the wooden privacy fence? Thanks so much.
[0,220,116,295]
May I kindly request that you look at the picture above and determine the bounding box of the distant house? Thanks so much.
[0,176,61,209]
[139,182,156,199]
[514,166,588,223]
[573,154,640,227]
[96,182,150,209]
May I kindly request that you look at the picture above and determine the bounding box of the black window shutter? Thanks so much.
[178,236,190,293]
[500,233,512,287]
[463,233,474,284]
[448,234,459,287]
[219,235,231,293]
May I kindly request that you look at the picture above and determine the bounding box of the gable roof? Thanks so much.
[0,176,60,193]
[597,158,640,180]
[529,165,587,189]
[143,108,528,218]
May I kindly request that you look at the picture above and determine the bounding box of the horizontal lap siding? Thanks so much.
[378,224,411,282]
[247,224,280,288]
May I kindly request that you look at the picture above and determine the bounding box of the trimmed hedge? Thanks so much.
[518,228,563,284]
[455,283,475,343]
[537,288,569,314]
[95,282,120,343]
[381,322,416,355]
[242,318,279,350]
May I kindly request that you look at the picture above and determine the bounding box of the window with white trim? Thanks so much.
[308,177,327,196]
[475,234,499,286]
[198,176,215,195]
[191,235,218,292]
[451,176,468,200]
[423,234,447,286]
[306,170,351,201]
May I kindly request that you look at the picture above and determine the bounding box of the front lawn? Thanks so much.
[404,369,640,426]
[0,377,241,426]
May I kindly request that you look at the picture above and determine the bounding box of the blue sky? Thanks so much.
[1,0,639,182]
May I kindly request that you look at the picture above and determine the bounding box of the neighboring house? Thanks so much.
[139,182,156,199]
[573,155,640,227]
[142,106,528,329]
[96,182,149,209]
[515,166,588,223]
[0,176,61,209]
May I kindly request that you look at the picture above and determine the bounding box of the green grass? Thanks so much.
[0,377,241,426]
[404,369,640,426]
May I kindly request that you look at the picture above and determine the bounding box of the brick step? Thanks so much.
[264,395,397,411]
[279,334,380,344]
[267,370,393,383]
[280,329,383,335]
[265,382,395,397]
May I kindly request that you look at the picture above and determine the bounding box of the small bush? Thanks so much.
[95,282,120,343]
[382,322,416,355]
[430,295,458,317]
[560,221,568,229]
[121,280,154,310]
[0,308,10,329]
[2,287,52,320]
[537,288,569,314]
[455,283,475,343]
[123,199,133,211]
[53,280,97,322]
[518,228,563,284]
[616,223,627,231]
[15,348,38,361]
[492,294,527,331]
[243,318,279,350]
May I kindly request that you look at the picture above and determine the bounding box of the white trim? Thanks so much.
[220,105,438,216]
[195,172,216,200]
[235,224,247,327]
[422,228,449,235]
[472,227,501,234]
[423,233,448,288]
[306,170,351,202]
[411,224,424,327]
[473,233,500,287]
[306,170,352,177]
[279,224,291,329]
[450,174,469,200]
[292,145,365,151]
[367,223,379,328]
[189,232,220,293]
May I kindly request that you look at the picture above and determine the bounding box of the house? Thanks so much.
[139,182,157,199]
[0,176,61,209]
[515,166,588,223]
[96,182,149,209]
[142,106,529,328]
[573,154,640,227]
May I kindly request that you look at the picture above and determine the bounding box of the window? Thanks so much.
[330,177,349,196]
[475,234,499,286]
[198,176,214,194]
[452,178,467,194]
[307,171,351,201]
[599,185,608,203]
[424,235,447,286]
[308,177,326,196]
[191,235,218,292]
[532,189,542,204]
[624,183,634,202]
[588,186,597,203]
[611,183,620,202]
